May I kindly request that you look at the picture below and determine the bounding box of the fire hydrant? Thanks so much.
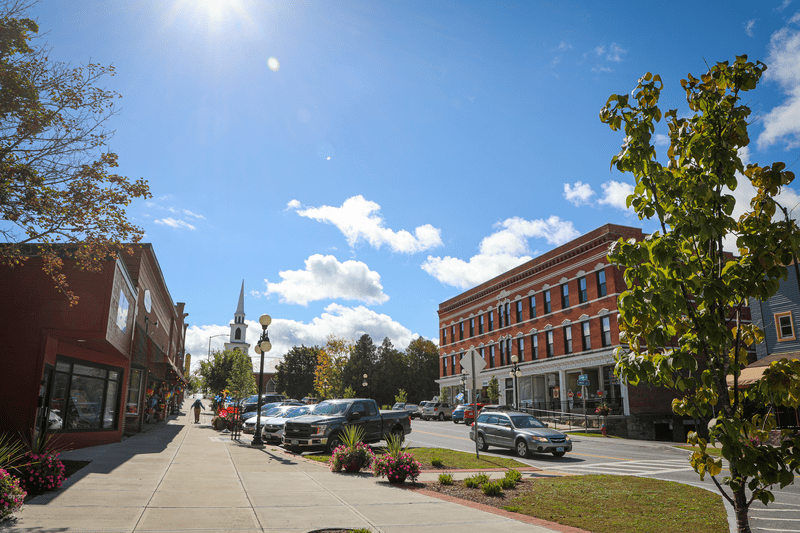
[601,423,607,437]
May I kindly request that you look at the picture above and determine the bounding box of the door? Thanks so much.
[495,414,515,447]
[34,365,55,444]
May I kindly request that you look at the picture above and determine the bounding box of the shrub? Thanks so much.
[0,468,26,520]
[373,451,421,482]
[503,505,522,513]
[438,472,454,485]
[431,456,444,468]
[499,476,516,489]
[505,468,522,484]
[482,481,503,496]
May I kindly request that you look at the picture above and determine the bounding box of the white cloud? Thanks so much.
[183,209,206,219]
[263,254,388,305]
[758,21,800,150]
[776,0,791,12]
[555,41,572,51]
[745,19,757,37]
[594,45,605,56]
[598,180,634,210]
[606,43,627,62]
[290,196,443,253]
[563,181,595,206]
[154,217,197,230]
[184,306,419,373]
[421,216,580,289]
[592,65,613,73]
[654,133,670,147]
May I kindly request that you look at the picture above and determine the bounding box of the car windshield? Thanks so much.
[392,403,404,410]
[312,401,350,416]
[510,415,546,429]
[285,406,310,418]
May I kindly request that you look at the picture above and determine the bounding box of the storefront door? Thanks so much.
[34,365,55,443]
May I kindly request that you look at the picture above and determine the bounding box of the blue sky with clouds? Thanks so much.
[28,1,800,372]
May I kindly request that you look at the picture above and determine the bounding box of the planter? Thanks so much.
[387,473,407,484]
[213,418,226,430]
[343,461,362,473]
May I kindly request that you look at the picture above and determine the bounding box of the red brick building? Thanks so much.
[0,244,188,449]
[437,223,684,440]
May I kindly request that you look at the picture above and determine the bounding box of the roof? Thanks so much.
[727,351,800,387]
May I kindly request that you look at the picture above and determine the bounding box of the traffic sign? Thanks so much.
[460,348,487,373]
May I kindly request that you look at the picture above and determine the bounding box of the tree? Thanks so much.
[199,349,252,397]
[402,337,440,402]
[600,55,800,532]
[486,376,499,403]
[314,335,350,399]
[343,334,376,398]
[0,1,151,305]
[275,345,319,399]
[395,389,408,404]
[226,350,256,398]
[373,337,405,406]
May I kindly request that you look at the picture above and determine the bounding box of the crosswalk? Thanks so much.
[542,458,696,476]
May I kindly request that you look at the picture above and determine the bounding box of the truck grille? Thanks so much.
[284,422,312,439]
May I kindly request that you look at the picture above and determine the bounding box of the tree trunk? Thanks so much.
[734,484,751,533]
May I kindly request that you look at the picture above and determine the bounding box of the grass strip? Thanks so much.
[673,445,723,457]
[304,447,527,470]
[507,474,727,533]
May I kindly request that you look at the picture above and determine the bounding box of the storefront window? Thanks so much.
[49,357,123,431]
[127,369,143,415]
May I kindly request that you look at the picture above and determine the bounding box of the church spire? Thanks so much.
[225,280,250,354]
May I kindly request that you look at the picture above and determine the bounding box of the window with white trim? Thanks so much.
[776,312,796,341]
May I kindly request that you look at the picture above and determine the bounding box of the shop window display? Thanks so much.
[48,358,123,431]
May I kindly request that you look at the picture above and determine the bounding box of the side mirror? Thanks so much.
[348,411,362,421]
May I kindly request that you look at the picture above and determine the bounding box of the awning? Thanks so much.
[726,351,800,388]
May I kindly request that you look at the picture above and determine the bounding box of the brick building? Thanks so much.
[0,244,188,449]
[437,223,685,441]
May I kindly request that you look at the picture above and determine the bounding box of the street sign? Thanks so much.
[460,348,487,373]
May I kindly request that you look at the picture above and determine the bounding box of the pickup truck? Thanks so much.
[282,398,412,454]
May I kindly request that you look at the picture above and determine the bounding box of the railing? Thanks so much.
[518,407,613,431]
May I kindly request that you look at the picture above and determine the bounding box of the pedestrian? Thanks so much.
[191,398,205,423]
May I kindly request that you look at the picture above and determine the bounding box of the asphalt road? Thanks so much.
[406,417,800,532]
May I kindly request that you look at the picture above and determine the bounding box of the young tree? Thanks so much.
[600,56,800,532]
[0,1,151,305]
[313,335,351,399]
[198,349,243,395]
[226,350,256,398]
[275,345,319,400]
[343,334,376,398]
[486,376,499,404]
[394,389,408,404]
[373,337,406,406]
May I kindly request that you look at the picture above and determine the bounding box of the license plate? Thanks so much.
[291,439,298,445]
[556,447,564,452]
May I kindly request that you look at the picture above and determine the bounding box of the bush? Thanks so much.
[482,481,503,496]
[505,468,522,484]
[14,452,66,495]
[499,476,516,489]
[373,451,421,482]
[464,472,490,488]
[438,472,454,485]
[431,456,444,468]
[0,468,26,520]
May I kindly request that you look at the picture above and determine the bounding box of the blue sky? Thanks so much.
[29,1,800,372]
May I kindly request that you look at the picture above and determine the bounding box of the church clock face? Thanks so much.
[144,289,152,313]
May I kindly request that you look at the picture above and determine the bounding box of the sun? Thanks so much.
[169,0,253,29]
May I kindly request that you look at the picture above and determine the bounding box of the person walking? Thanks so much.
[191,398,205,423]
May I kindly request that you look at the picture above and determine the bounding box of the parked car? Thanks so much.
[451,405,465,423]
[242,394,288,413]
[240,402,283,423]
[462,403,486,425]
[469,410,572,458]
[242,404,299,433]
[478,404,513,414]
[422,401,454,421]
[261,405,316,443]
[391,402,418,417]
[412,401,431,419]
[283,398,412,454]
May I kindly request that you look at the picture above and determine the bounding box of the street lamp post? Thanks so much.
[251,314,272,447]
[509,355,522,410]
[207,333,227,359]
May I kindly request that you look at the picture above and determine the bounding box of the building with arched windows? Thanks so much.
[437,223,688,441]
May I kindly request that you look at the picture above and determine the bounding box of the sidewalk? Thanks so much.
[2,399,577,533]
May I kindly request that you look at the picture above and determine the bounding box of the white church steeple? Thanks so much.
[224,280,250,354]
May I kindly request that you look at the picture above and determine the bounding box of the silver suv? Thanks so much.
[422,401,454,421]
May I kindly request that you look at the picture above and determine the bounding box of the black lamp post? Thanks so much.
[251,314,272,447]
[460,370,467,403]
[509,355,522,410]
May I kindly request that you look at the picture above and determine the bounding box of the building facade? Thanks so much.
[437,224,683,441]
[0,244,187,449]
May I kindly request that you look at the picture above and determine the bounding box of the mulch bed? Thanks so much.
[421,478,533,509]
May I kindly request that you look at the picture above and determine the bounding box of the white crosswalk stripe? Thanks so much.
[543,459,695,476]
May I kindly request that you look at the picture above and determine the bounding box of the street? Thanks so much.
[406,418,800,532]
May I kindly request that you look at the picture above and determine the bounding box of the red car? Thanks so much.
[462,403,486,425]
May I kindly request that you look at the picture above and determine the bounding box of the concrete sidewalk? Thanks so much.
[1,399,573,533]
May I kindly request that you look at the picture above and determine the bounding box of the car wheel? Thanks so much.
[326,434,342,455]
[552,451,566,458]
[516,440,530,458]
[477,433,488,451]
[453,419,459,424]
[391,427,404,443]
[438,413,445,421]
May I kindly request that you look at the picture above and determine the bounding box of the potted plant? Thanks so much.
[0,468,26,521]
[372,433,421,484]
[329,425,374,473]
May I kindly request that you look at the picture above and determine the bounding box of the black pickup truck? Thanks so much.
[283,398,412,454]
